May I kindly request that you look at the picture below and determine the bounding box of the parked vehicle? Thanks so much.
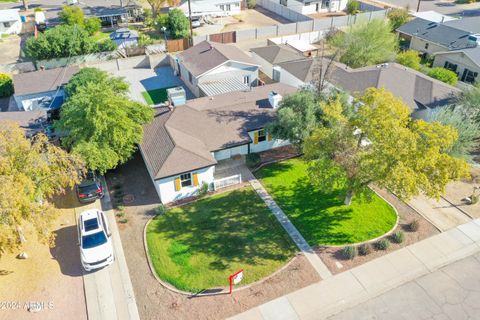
[78,209,114,271]
[34,12,47,32]
[76,172,104,203]
[191,17,203,28]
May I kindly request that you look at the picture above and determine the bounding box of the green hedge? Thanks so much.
[0,73,14,98]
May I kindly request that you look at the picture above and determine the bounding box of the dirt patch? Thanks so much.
[106,153,320,320]
[0,192,87,320]
[442,167,480,218]
[316,188,439,274]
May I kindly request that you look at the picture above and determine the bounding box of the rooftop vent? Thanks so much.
[268,91,282,109]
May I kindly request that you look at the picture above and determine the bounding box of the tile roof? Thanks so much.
[178,41,259,77]
[251,44,305,65]
[140,83,297,179]
[397,18,476,50]
[13,66,80,96]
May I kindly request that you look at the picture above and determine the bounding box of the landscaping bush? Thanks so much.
[0,73,14,97]
[340,245,357,260]
[58,5,84,26]
[396,50,421,70]
[116,211,125,218]
[346,0,360,14]
[387,8,410,31]
[247,0,256,9]
[427,67,458,85]
[246,153,261,169]
[391,231,404,244]
[34,7,44,12]
[154,14,169,32]
[197,182,209,197]
[119,218,128,224]
[167,9,190,39]
[84,17,101,35]
[155,204,167,215]
[409,219,420,232]
[375,239,390,250]
[358,243,371,256]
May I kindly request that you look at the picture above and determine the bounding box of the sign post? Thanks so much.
[229,269,244,294]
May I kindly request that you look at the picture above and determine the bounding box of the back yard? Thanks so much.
[146,186,296,292]
[255,158,397,246]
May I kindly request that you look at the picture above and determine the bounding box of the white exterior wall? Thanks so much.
[178,60,200,97]
[433,52,480,83]
[273,0,346,14]
[0,18,21,35]
[278,67,306,88]
[199,62,259,88]
[409,37,447,55]
[251,52,275,78]
[213,144,249,161]
[248,130,290,153]
[156,166,215,203]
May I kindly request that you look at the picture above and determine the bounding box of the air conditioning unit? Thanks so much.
[167,87,186,107]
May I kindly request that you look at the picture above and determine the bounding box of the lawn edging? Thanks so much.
[142,214,300,297]
[314,187,400,249]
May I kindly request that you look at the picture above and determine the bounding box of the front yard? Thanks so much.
[146,186,296,292]
[255,158,397,246]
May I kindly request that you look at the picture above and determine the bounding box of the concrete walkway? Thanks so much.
[409,195,471,232]
[250,179,333,280]
[229,219,480,320]
[78,179,140,320]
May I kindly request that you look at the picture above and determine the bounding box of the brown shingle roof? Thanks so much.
[251,44,304,65]
[140,83,297,179]
[178,41,259,77]
[13,66,80,96]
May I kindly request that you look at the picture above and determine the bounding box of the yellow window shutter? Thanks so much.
[267,132,272,142]
[174,177,181,191]
[253,131,259,144]
[193,173,199,186]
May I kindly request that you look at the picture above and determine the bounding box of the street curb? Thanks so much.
[142,215,302,297]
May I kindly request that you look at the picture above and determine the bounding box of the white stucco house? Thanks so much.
[433,48,480,84]
[274,0,348,14]
[177,0,242,18]
[139,83,296,204]
[0,9,21,36]
[174,40,260,98]
[12,66,79,111]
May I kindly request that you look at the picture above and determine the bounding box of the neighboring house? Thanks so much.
[433,48,480,84]
[396,18,478,55]
[0,9,21,36]
[443,17,480,34]
[251,44,304,80]
[12,66,79,111]
[139,83,296,203]
[177,0,242,18]
[110,28,139,48]
[273,0,348,14]
[174,41,260,97]
[412,11,457,23]
[0,110,48,137]
[83,4,143,27]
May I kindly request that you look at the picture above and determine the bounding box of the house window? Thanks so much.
[461,68,478,84]
[424,43,429,50]
[243,75,250,85]
[444,61,458,73]
[257,129,266,143]
[226,4,231,10]
[321,0,330,9]
[180,173,192,187]
[280,0,288,6]
[272,68,281,81]
[188,71,193,84]
[219,4,225,10]
[3,21,11,28]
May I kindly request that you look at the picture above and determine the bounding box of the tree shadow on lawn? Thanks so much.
[151,188,295,272]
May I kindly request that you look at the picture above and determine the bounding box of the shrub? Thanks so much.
[0,73,14,97]
[409,219,420,232]
[138,33,154,47]
[247,0,256,9]
[115,211,125,218]
[98,38,117,52]
[155,13,169,31]
[119,218,128,224]
[472,194,479,205]
[246,153,261,169]
[346,0,360,14]
[34,7,44,12]
[396,50,421,70]
[155,204,167,215]
[358,243,371,256]
[197,182,209,197]
[427,67,458,85]
[84,17,101,35]
[117,205,125,211]
[167,9,190,39]
[391,231,404,244]
[387,8,410,31]
[58,5,84,26]
[340,246,357,260]
[375,239,390,250]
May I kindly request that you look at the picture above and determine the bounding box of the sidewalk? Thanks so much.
[229,219,480,320]
[250,179,332,280]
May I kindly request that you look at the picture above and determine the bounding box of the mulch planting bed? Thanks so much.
[316,187,440,274]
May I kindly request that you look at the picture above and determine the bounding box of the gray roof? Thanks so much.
[13,66,79,96]
[178,41,259,77]
[444,17,480,34]
[251,44,305,65]
[435,47,480,68]
[397,18,475,50]
[198,77,250,96]
[278,57,460,110]
[0,110,48,137]
[140,83,297,179]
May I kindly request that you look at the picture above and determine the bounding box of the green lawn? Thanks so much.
[91,31,111,42]
[146,187,296,292]
[141,87,175,105]
[255,158,397,246]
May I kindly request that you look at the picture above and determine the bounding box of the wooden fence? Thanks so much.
[166,38,191,53]
[209,31,236,44]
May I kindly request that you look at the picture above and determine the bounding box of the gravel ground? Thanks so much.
[443,167,480,218]
[316,188,440,275]
[106,153,320,320]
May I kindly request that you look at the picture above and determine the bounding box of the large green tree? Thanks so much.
[168,8,190,39]
[145,0,176,17]
[328,19,397,68]
[304,88,470,205]
[56,75,154,174]
[64,67,129,97]
[427,107,480,162]
[0,122,84,255]
[58,5,85,26]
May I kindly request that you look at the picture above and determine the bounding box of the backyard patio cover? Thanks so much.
[198,77,250,96]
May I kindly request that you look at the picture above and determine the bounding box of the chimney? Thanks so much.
[268,91,282,109]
